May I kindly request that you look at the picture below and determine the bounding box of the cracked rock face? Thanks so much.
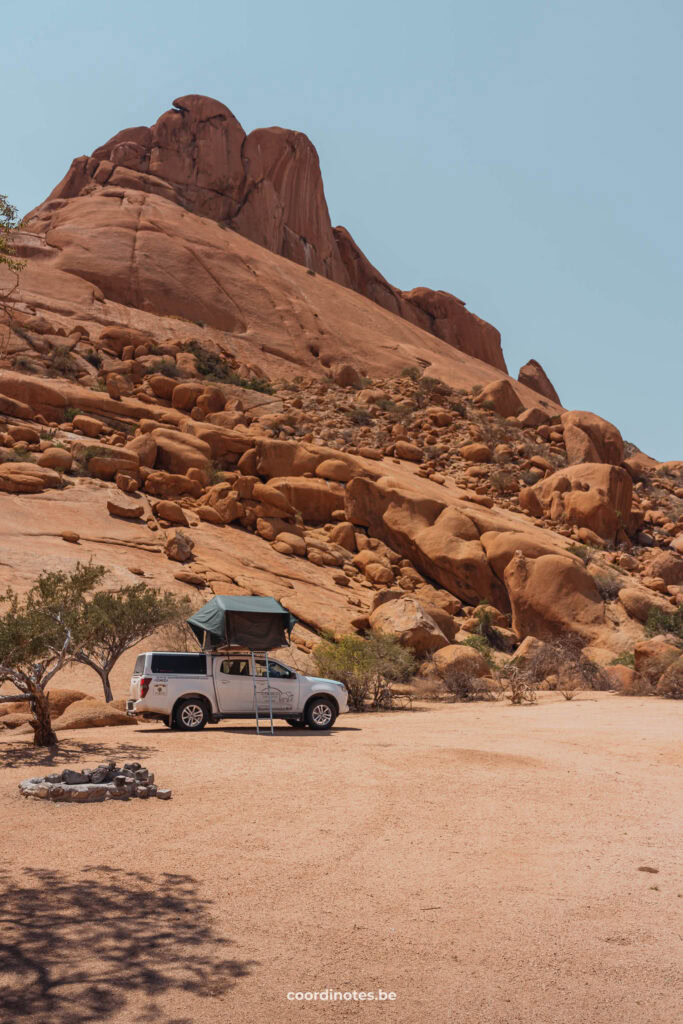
[19,763,172,802]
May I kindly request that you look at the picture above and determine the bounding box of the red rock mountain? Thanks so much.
[28,94,506,372]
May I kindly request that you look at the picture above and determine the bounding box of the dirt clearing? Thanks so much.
[1,693,681,1023]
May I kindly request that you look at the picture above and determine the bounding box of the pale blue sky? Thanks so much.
[6,0,682,459]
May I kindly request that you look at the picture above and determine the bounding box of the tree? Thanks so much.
[0,564,107,746]
[0,194,25,358]
[74,584,192,702]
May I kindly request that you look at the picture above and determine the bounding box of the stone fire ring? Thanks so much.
[19,762,172,803]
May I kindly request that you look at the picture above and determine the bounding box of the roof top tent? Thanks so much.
[187,596,296,734]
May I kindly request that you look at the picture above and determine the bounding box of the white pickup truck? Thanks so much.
[127,651,349,730]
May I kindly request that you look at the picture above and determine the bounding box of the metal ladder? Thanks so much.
[250,651,274,735]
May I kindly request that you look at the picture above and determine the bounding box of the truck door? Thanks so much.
[252,659,300,714]
[213,656,254,713]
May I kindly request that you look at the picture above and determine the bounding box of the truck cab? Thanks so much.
[127,651,348,730]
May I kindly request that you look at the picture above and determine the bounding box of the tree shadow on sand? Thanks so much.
[0,738,158,770]
[0,866,256,1024]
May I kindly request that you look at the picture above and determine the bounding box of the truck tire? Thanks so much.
[174,698,209,731]
[304,696,337,730]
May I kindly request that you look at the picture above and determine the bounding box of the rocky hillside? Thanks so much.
[0,95,681,700]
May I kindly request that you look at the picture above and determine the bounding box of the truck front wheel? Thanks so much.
[305,697,337,730]
[174,698,209,731]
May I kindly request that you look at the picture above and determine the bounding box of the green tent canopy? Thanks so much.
[187,595,296,651]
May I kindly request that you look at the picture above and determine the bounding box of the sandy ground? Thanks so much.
[1,693,681,1024]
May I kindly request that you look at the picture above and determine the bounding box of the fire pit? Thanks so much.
[19,762,172,802]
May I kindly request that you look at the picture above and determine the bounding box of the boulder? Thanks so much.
[152,428,211,475]
[275,532,307,557]
[618,587,674,624]
[148,373,178,400]
[369,597,448,654]
[504,551,605,640]
[255,439,322,478]
[532,463,633,541]
[432,644,490,680]
[164,529,194,563]
[144,471,203,499]
[197,506,224,525]
[48,689,90,715]
[54,698,131,730]
[37,447,73,471]
[107,498,144,519]
[315,458,354,482]
[459,442,491,463]
[646,551,683,587]
[561,410,624,465]
[517,406,551,428]
[394,441,423,463]
[72,442,139,481]
[171,382,204,411]
[154,500,189,525]
[8,424,41,443]
[656,655,683,698]
[267,477,344,524]
[477,378,523,418]
[0,462,62,493]
[328,521,357,552]
[125,432,157,468]
[182,422,253,462]
[71,413,106,437]
[633,637,680,684]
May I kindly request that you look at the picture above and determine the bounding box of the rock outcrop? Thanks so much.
[517,359,561,405]
[25,95,506,371]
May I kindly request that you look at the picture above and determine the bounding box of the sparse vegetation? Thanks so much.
[151,357,181,378]
[462,634,495,667]
[593,569,623,602]
[610,650,635,668]
[47,347,79,379]
[187,340,274,393]
[312,632,415,711]
[645,606,683,643]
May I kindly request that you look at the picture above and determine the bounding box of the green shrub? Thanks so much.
[312,631,415,711]
[462,634,495,667]
[473,607,508,652]
[593,570,622,602]
[610,650,635,668]
[186,340,274,393]
[151,358,180,378]
[63,407,82,423]
[567,543,592,565]
[645,606,683,643]
[348,407,371,426]
[47,348,79,379]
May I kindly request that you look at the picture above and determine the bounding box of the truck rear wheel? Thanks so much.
[305,697,337,730]
[174,698,209,731]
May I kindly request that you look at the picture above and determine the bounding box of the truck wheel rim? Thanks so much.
[311,703,332,726]
[181,704,203,727]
